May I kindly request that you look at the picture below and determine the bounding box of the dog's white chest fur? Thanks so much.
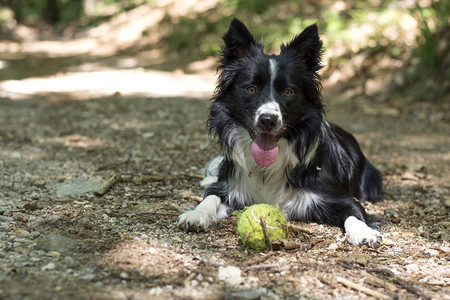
[228,127,319,220]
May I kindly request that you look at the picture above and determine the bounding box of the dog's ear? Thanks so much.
[281,24,323,70]
[222,18,260,59]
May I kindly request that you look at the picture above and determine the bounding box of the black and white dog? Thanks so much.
[178,19,382,247]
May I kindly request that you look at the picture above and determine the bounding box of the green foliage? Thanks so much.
[0,0,83,24]
[412,1,449,69]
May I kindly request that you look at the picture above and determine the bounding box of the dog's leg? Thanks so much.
[305,194,382,247]
[177,195,228,232]
[344,216,381,247]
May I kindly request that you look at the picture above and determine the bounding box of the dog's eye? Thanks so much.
[247,86,257,94]
[283,88,293,97]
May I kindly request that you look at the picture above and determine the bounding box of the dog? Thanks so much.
[177,18,382,247]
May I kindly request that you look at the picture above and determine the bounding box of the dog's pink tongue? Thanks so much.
[251,133,279,167]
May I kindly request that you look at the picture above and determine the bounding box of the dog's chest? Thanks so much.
[228,130,299,207]
[230,165,290,205]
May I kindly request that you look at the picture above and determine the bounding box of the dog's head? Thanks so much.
[211,18,324,166]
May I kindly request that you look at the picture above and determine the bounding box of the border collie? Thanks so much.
[178,19,382,247]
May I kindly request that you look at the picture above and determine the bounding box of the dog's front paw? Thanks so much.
[348,227,382,248]
[177,208,216,232]
[345,216,382,248]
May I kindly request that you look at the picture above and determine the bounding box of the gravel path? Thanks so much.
[0,53,449,299]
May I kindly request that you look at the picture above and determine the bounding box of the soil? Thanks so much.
[0,37,449,299]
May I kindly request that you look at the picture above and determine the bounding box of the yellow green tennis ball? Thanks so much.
[237,204,287,251]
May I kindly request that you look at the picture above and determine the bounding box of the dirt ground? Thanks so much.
[0,38,449,300]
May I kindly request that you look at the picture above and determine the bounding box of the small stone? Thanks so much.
[36,234,78,254]
[33,180,46,188]
[14,229,30,237]
[401,171,418,181]
[29,192,39,200]
[405,263,419,273]
[42,263,56,271]
[0,215,13,222]
[226,288,265,300]
[424,249,439,256]
[23,201,39,211]
[119,272,129,279]
[190,279,199,287]
[30,231,41,238]
[217,266,244,286]
[55,178,104,197]
[64,256,75,267]
[444,197,450,208]
[47,251,61,258]
[347,253,369,266]
[82,273,95,281]
[143,132,155,139]
[327,243,338,250]
[148,286,163,296]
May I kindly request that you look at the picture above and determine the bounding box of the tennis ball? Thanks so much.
[237,204,287,251]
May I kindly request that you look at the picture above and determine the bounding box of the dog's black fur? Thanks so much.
[178,19,382,246]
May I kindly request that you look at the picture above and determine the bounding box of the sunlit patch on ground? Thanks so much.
[0,69,215,100]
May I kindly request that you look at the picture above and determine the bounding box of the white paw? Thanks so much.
[177,208,216,232]
[344,216,382,247]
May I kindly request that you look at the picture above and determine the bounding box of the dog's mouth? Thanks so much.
[249,129,284,167]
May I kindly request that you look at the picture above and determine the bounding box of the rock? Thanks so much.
[0,216,14,223]
[47,251,61,259]
[405,263,419,273]
[55,178,104,197]
[217,266,244,286]
[401,171,419,181]
[23,201,39,211]
[64,256,75,267]
[14,229,30,237]
[42,263,56,271]
[444,197,450,208]
[142,132,155,139]
[327,243,339,250]
[226,288,266,300]
[82,273,95,282]
[36,234,78,254]
[148,286,163,296]
[424,249,439,256]
[119,272,129,279]
[347,253,369,266]
[30,231,41,238]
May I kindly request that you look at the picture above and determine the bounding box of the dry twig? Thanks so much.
[121,173,204,183]
[244,264,279,271]
[94,174,121,196]
[368,268,431,300]
[272,239,305,250]
[260,216,273,251]
[241,253,274,267]
[123,211,179,216]
[288,223,314,234]
[337,277,390,300]
[362,271,397,292]
[178,190,203,202]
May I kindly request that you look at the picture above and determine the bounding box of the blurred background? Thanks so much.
[0,0,448,116]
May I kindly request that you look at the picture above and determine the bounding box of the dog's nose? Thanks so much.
[258,113,279,132]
